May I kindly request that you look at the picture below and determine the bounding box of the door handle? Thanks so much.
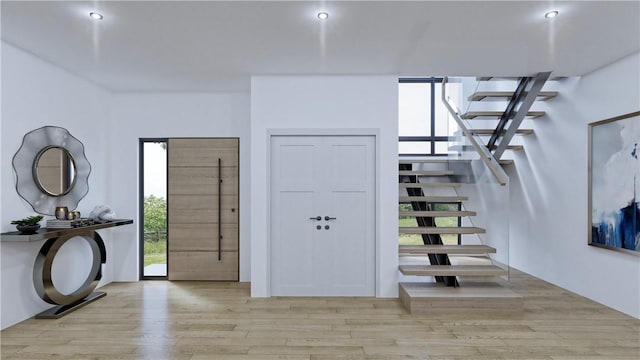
[218,158,222,261]
[309,216,322,221]
[324,216,337,221]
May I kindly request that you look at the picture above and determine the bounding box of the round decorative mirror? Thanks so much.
[33,146,77,196]
[13,126,91,215]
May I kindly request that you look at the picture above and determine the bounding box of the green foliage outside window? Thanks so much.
[144,195,166,235]
[143,195,167,266]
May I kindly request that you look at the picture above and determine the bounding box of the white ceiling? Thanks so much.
[2,1,639,92]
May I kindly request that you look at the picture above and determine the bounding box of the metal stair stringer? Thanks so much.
[399,163,458,287]
[490,71,552,159]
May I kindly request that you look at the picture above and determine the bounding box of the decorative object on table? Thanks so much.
[46,219,75,229]
[70,210,81,220]
[55,206,69,220]
[89,205,116,222]
[588,110,640,255]
[12,126,91,215]
[11,215,44,234]
[46,218,94,229]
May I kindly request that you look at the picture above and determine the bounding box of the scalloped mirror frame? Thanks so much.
[12,126,91,215]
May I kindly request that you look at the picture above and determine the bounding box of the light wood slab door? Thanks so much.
[168,138,239,280]
[270,135,376,296]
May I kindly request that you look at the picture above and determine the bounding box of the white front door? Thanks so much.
[270,135,376,296]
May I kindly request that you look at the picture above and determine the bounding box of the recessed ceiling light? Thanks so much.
[545,10,559,19]
[317,12,329,20]
[89,12,103,20]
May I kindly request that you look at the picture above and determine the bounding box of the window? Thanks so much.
[139,139,168,279]
[398,78,460,156]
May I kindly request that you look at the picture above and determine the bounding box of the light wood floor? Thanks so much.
[2,269,639,359]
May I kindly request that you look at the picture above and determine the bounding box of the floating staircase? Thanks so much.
[454,72,557,161]
[396,74,558,313]
[398,158,521,314]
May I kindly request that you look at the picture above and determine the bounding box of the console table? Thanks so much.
[0,219,133,318]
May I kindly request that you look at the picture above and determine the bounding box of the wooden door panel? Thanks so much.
[169,138,238,167]
[169,224,238,252]
[167,138,239,281]
[168,251,238,281]
[168,195,238,224]
[168,167,238,195]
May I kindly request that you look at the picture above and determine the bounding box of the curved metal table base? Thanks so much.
[33,230,107,319]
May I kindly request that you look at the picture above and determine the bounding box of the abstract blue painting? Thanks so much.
[589,111,640,255]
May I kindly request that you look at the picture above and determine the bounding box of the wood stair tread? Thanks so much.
[399,158,513,166]
[398,170,454,176]
[399,182,462,188]
[449,145,524,151]
[477,76,565,82]
[461,111,545,119]
[468,91,558,101]
[399,264,508,277]
[399,210,476,217]
[399,195,468,202]
[467,129,534,135]
[477,76,520,81]
[399,245,496,254]
[399,158,470,164]
[399,227,485,234]
[489,144,524,151]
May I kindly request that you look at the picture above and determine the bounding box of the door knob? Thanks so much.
[309,216,322,221]
[324,216,337,221]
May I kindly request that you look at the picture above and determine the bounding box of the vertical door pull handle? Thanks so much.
[218,157,222,261]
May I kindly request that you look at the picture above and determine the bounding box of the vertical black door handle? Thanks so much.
[218,157,222,261]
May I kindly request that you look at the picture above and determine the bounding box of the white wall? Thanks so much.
[108,93,251,282]
[509,52,640,318]
[250,76,399,297]
[0,43,252,328]
[0,42,114,329]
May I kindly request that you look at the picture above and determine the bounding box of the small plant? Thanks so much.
[11,215,43,226]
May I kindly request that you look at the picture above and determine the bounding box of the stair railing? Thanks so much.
[441,77,508,186]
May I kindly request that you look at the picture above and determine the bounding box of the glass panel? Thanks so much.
[434,82,462,137]
[433,203,459,245]
[399,83,431,136]
[399,203,423,245]
[443,77,510,280]
[434,141,452,155]
[143,142,167,277]
[399,141,431,155]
